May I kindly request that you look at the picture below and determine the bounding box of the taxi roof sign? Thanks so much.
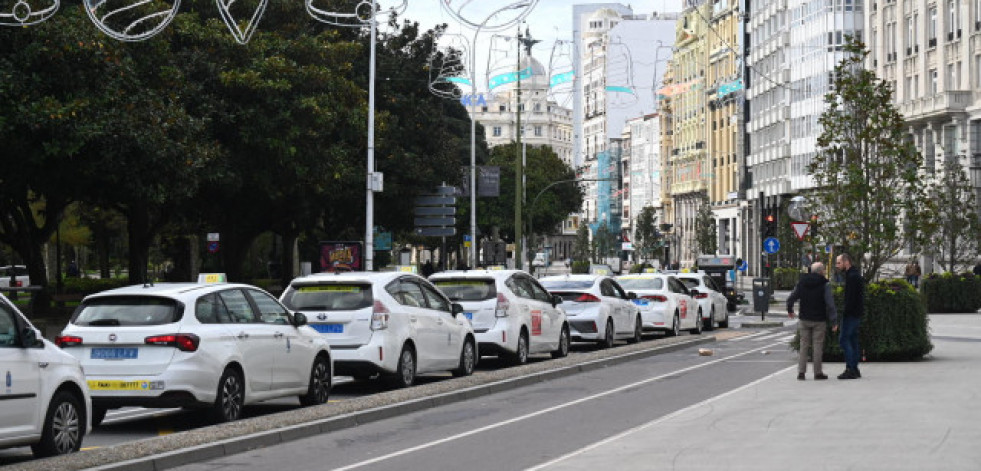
[197,273,227,284]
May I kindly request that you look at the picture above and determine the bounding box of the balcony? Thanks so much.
[900,91,974,118]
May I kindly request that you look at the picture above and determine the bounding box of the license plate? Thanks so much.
[632,299,650,306]
[312,323,343,334]
[90,347,139,360]
[464,312,473,320]
[87,380,163,391]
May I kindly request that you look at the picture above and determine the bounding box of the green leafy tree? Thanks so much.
[591,222,617,262]
[808,38,932,281]
[928,158,980,272]
[573,224,591,262]
[632,206,662,264]
[693,197,717,256]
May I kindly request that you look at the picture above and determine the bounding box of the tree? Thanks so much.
[591,222,617,262]
[573,224,591,263]
[632,206,662,264]
[693,197,717,256]
[928,158,980,272]
[808,38,932,281]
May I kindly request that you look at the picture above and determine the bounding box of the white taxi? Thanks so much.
[57,280,332,426]
[616,273,701,336]
[280,272,476,388]
[677,272,730,330]
[429,269,569,365]
[538,274,642,348]
[1,293,91,458]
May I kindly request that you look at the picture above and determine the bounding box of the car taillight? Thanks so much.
[694,293,709,299]
[13,280,22,287]
[55,335,83,347]
[145,334,200,352]
[495,293,510,318]
[575,293,601,303]
[371,300,390,330]
[641,295,668,302]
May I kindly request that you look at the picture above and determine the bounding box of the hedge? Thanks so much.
[59,277,130,295]
[792,278,933,362]
[773,268,800,290]
[571,261,590,274]
[920,272,981,313]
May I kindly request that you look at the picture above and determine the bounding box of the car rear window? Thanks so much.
[72,296,183,326]
[431,279,497,301]
[617,278,664,290]
[282,284,373,311]
[539,280,594,290]
[678,278,699,289]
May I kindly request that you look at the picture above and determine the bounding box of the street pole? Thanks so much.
[514,25,524,270]
[364,0,377,271]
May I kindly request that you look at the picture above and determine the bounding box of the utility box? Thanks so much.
[752,277,771,314]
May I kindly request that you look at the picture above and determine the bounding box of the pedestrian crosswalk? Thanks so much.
[728,329,796,343]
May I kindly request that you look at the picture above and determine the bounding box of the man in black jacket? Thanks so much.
[835,253,864,379]
[787,262,838,380]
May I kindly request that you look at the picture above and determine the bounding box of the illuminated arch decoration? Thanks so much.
[547,39,575,108]
[306,0,406,27]
[439,0,537,32]
[604,39,638,109]
[0,0,59,26]
[428,33,471,100]
[215,0,269,44]
[82,0,180,41]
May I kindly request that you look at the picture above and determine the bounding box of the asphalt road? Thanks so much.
[165,324,797,471]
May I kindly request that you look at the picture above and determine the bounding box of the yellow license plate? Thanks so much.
[87,380,160,391]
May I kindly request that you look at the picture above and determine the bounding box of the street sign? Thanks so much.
[415,227,456,237]
[790,221,810,241]
[738,260,748,271]
[414,196,456,206]
[414,217,455,227]
[763,237,781,254]
[413,206,456,216]
[207,241,220,253]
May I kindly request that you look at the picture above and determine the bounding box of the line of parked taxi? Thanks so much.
[0,269,729,459]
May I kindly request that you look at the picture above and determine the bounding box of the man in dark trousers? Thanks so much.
[835,253,864,379]
[786,262,838,380]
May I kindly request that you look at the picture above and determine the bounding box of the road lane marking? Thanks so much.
[727,330,773,341]
[526,364,797,470]
[329,339,792,471]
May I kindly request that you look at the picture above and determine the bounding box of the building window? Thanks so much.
[534,125,543,136]
[947,0,956,37]
[930,69,938,93]
[493,126,502,137]
[929,7,938,43]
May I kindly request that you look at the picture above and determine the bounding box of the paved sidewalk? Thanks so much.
[538,313,981,471]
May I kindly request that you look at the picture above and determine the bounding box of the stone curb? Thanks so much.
[7,336,715,471]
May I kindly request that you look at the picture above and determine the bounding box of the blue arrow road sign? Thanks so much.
[738,260,748,271]
[763,237,780,254]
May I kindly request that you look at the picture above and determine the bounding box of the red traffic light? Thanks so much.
[765,214,775,222]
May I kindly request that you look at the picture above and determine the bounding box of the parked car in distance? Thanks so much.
[1,293,91,458]
[616,273,701,336]
[676,272,730,330]
[280,272,476,388]
[538,274,641,348]
[430,269,570,365]
[0,265,29,289]
[57,280,332,426]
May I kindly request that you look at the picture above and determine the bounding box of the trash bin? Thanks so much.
[752,277,771,314]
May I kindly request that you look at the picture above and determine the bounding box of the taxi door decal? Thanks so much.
[680,299,688,318]
[531,310,542,336]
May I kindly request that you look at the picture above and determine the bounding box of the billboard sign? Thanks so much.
[319,241,363,272]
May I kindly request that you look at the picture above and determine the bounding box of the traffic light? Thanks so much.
[763,210,776,237]
[810,214,819,239]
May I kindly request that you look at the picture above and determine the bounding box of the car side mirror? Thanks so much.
[551,294,563,307]
[451,303,464,315]
[20,327,39,348]
[293,312,308,327]
[627,292,637,300]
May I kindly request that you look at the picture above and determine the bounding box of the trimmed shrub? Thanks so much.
[920,272,981,313]
[60,277,130,295]
[629,263,655,274]
[792,279,933,362]
[773,268,800,290]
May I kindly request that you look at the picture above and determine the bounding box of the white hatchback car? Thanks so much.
[280,272,476,388]
[429,269,570,365]
[57,282,332,426]
[1,293,91,458]
[616,274,701,336]
[538,274,642,348]
[0,265,29,289]
[676,273,730,330]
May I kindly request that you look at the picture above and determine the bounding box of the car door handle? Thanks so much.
[274,332,284,338]
[237,332,250,339]
[436,318,444,325]
[410,316,418,323]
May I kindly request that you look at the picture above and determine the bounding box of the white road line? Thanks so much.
[727,330,773,342]
[526,364,797,470]
[755,331,792,342]
[329,340,791,471]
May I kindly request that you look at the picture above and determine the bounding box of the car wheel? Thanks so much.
[299,355,331,406]
[31,390,84,458]
[452,338,477,377]
[719,314,730,329]
[601,318,615,348]
[690,309,704,335]
[704,307,716,331]
[210,367,244,423]
[627,315,642,344]
[508,330,530,366]
[551,325,570,359]
[388,346,416,388]
[91,405,107,427]
[667,312,680,337]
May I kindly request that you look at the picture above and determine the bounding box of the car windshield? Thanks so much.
[73,296,182,326]
[431,279,496,301]
[678,278,699,289]
[282,283,373,311]
[539,280,594,290]
[617,278,664,290]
